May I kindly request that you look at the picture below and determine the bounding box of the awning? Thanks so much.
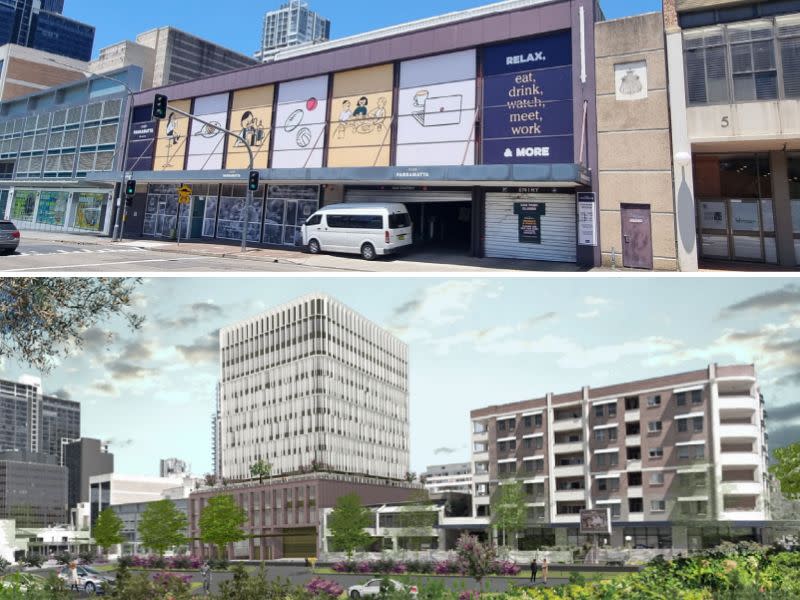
[88,163,592,187]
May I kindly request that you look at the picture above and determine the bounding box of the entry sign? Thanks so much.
[177,184,193,205]
[577,192,598,247]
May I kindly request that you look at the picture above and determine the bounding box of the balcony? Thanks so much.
[552,513,581,524]
[553,464,585,478]
[720,510,767,521]
[627,486,643,498]
[720,452,761,467]
[625,435,641,447]
[554,489,585,502]
[721,481,763,496]
[553,417,583,432]
[553,441,583,454]
[472,451,489,462]
[719,424,759,440]
[719,395,759,412]
[625,409,641,422]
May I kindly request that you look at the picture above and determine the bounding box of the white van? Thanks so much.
[301,203,413,260]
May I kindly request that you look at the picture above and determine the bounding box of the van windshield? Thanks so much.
[388,213,412,229]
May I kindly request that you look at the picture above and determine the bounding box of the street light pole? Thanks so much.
[163,104,254,252]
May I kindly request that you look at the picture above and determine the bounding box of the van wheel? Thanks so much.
[361,243,376,261]
[308,239,321,254]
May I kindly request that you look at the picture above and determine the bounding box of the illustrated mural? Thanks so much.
[226,85,274,169]
[273,75,328,169]
[396,49,476,167]
[328,64,394,167]
[187,93,229,171]
[154,99,191,171]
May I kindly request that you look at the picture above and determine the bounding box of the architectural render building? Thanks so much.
[0,0,95,61]
[219,294,410,481]
[0,376,80,465]
[422,463,473,494]
[113,498,188,555]
[471,364,770,550]
[87,473,188,526]
[256,0,331,62]
[89,27,258,88]
[63,438,113,511]
[160,458,189,478]
[0,450,67,528]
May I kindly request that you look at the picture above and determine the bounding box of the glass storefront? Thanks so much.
[144,184,188,239]
[790,154,800,262]
[36,191,69,226]
[264,185,319,247]
[69,192,108,232]
[694,154,777,263]
[11,190,37,222]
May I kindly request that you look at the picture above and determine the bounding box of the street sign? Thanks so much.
[177,184,192,205]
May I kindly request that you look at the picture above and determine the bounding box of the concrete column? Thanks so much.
[770,151,796,267]
[582,387,593,509]
[555,528,568,547]
[546,393,556,523]
[709,365,723,520]
[665,29,699,272]
[672,526,688,550]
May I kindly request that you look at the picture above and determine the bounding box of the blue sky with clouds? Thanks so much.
[1,277,799,478]
[64,0,663,60]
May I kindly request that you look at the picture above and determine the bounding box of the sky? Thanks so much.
[1,277,799,478]
[62,0,663,60]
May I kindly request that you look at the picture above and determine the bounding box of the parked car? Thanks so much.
[0,572,46,591]
[58,564,114,594]
[0,220,20,255]
[301,203,413,260]
[348,578,418,599]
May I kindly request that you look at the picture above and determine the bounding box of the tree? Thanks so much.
[93,508,124,554]
[490,478,526,549]
[138,499,188,556]
[249,459,272,484]
[454,533,497,584]
[199,495,247,559]
[0,278,143,372]
[396,489,438,551]
[327,493,373,559]
[771,441,800,500]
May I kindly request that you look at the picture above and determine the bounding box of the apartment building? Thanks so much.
[422,463,473,494]
[256,0,331,62]
[470,364,770,550]
[218,294,409,481]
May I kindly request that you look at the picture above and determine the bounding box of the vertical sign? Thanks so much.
[482,30,574,164]
[126,105,156,172]
[514,202,546,244]
[577,192,597,246]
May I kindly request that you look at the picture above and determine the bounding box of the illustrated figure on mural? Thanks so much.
[162,111,185,168]
[411,90,463,127]
[235,110,266,147]
[334,96,389,139]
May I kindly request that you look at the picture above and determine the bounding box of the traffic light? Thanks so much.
[248,170,260,192]
[125,197,133,207]
[153,94,168,120]
[125,179,136,196]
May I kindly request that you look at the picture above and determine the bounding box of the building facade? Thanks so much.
[113,498,188,555]
[0,0,94,61]
[0,65,143,234]
[188,473,419,560]
[90,27,258,89]
[0,375,79,464]
[470,364,770,550]
[0,43,86,102]
[422,463,474,494]
[0,450,67,528]
[257,1,331,62]
[664,0,800,268]
[88,473,186,526]
[160,457,189,478]
[219,294,409,481]
[107,0,603,268]
[64,438,113,512]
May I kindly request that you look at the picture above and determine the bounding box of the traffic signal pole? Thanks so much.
[161,103,255,252]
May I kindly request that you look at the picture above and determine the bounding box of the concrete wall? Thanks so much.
[594,13,677,270]
[0,44,86,101]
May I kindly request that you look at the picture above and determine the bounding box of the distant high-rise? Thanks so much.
[159,457,189,478]
[257,0,330,62]
[0,0,95,61]
[64,438,114,510]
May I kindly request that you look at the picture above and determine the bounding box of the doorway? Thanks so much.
[405,202,472,252]
[621,203,653,270]
[190,197,205,239]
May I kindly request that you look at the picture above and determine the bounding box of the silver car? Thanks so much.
[348,578,418,599]
[0,221,19,255]
[58,565,113,594]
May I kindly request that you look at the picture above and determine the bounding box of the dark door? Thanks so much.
[621,203,653,270]
[190,197,205,239]
[122,194,146,238]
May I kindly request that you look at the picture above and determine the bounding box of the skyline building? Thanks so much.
[0,0,94,61]
[64,438,113,511]
[256,0,331,62]
[218,293,410,481]
[0,450,67,528]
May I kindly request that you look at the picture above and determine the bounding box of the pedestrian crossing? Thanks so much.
[8,247,148,258]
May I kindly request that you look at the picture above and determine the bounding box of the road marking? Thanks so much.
[1,255,210,272]
[10,248,146,258]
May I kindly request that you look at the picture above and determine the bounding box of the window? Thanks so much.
[651,500,666,513]
[648,421,663,433]
[649,447,664,459]
[498,421,506,432]
[609,503,621,517]
[534,414,543,427]
[473,421,487,434]
[595,405,604,418]
[524,438,532,449]
[691,389,704,404]
[779,15,800,98]
[597,478,619,492]
[728,20,778,102]
[629,498,644,513]
[626,422,640,435]
[509,439,517,451]
[498,441,507,452]
[597,453,607,467]
[678,446,690,460]
[608,403,617,417]
[508,418,516,431]
[534,437,543,450]
[609,428,618,441]
[625,396,640,411]
[523,416,532,428]
[678,420,689,433]
[595,429,606,442]
[694,445,706,459]
[647,395,661,407]
[676,392,687,406]
[685,26,730,104]
[628,472,642,486]
[627,446,641,460]
[650,472,665,486]
[473,442,487,452]
[693,416,704,432]
[305,214,322,226]
[388,213,411,229]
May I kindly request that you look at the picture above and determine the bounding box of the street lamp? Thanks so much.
[43,58,137,241]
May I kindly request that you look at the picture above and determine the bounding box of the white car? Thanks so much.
[58,565,113,594]
[348,578,418,599]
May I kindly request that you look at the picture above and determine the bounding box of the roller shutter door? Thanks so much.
[485,193,577,262]
[345,189,471,204]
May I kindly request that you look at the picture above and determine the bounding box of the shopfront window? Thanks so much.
[69,192,108,232]
[217,185,264,243]
[623,527,672,549]
[263,185,319,247]
[11,190,36,221]
[36,191,69,226]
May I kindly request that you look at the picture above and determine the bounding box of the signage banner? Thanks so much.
[126,105,156,172]
[482,31,574,165]
[580,508,611,535]
[577,192,598,246]
[514,202,546,244]
[187,93,230,171]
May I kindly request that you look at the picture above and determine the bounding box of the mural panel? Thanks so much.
[153,99,191,171]
[328,64,393,168]
[226,85,274,170]
[187,93,230,171]
[272,75,328,169]
[396,49,476,167]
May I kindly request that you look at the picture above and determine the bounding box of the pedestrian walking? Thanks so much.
[201,561,212,595]
[542,558,549,584]
[529,557,538,583]
[68,561,79,592]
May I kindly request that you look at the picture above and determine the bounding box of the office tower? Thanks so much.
[471,364,770,550]
[422,463,473,494]
[0,450,67,527]
[0,0,95,61]
[64,438,114,510]
[159,458,189,478]
[257,0,331,62]
[219,293,409,481]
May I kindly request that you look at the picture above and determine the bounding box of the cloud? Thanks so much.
[106,359,155,380]
[90,381,117,395]
[577,310,600,319]
[156,301,224,329]
[584,296,609,306]
[105,437,134,449]
[720,285,800,318]
[117,340,156,362]
[175,331,218,364]
[766,402,800,425]
[434,447,458,455]
[81,327,116,355]
[50,388,72,400]
[391,281,500,327]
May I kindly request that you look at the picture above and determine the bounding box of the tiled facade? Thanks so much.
[471,364,770,550]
